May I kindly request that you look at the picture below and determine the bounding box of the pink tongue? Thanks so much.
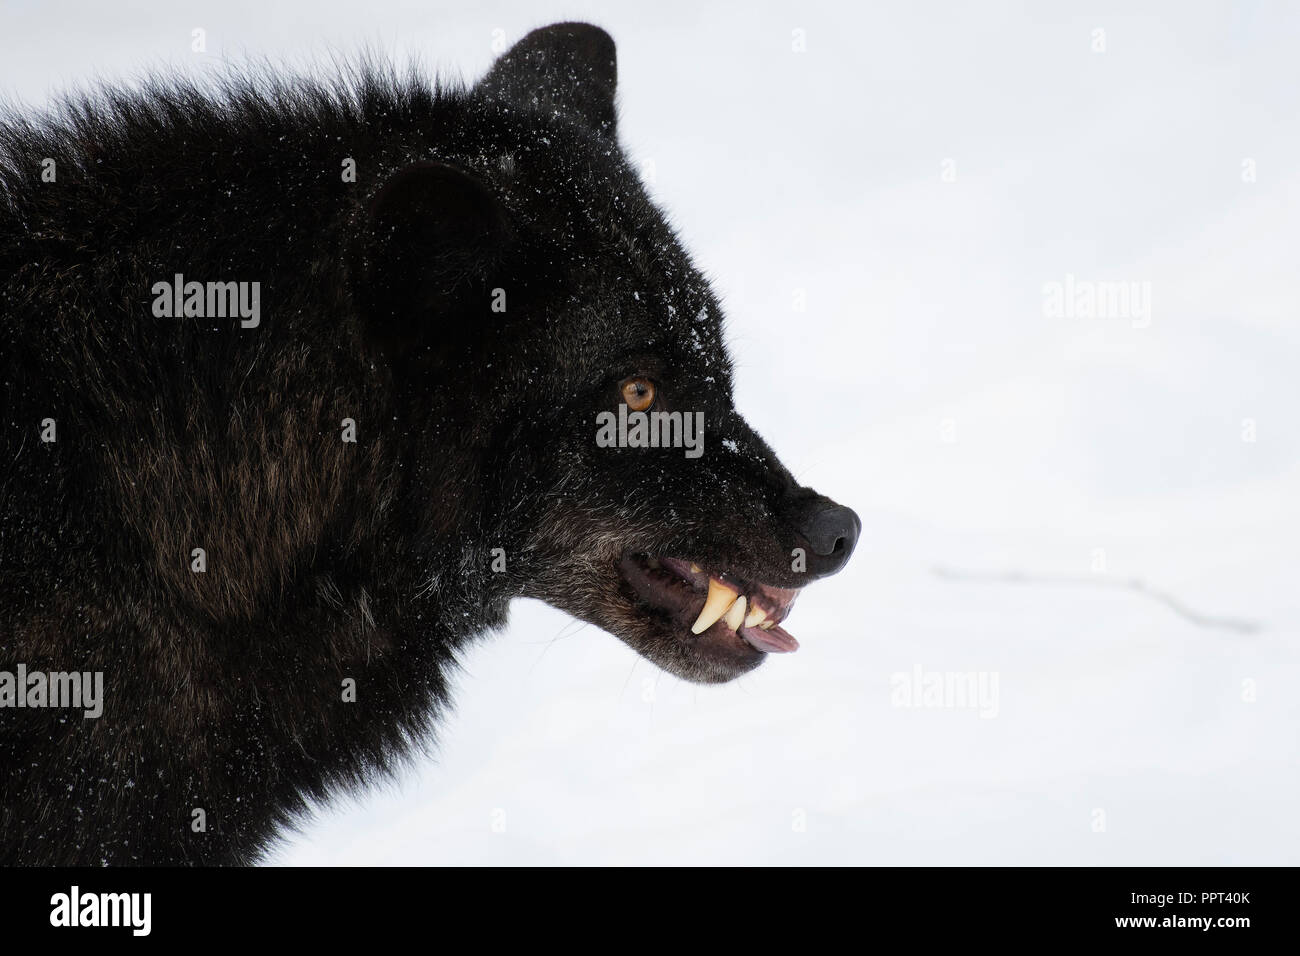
[739,622,799,654]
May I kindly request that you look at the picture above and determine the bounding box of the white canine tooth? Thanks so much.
[724,595,747,631]
[691,579,739,634]
[743,603,767,628]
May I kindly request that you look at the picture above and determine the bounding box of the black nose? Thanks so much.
[794,503,860,577]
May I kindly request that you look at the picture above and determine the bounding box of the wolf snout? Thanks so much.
[792,501,860,577]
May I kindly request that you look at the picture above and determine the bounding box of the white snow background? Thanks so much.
[3,0,1297,864]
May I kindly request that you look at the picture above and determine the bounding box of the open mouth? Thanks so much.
[619,553,801,655]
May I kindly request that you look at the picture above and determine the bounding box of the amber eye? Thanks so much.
[620,377,656,412]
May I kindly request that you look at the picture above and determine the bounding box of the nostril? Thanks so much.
[799,504,861,561]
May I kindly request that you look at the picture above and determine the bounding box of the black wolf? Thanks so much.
[0,23,859,864]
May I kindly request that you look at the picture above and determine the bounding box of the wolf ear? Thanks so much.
[357,161,512,356]
[478,22,618,139]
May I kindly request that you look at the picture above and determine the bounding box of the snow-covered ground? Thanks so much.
[6,0,1297,864]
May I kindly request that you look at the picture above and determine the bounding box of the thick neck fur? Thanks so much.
[0,67,526,864]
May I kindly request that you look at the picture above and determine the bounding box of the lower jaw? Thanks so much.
[616,606,767,687]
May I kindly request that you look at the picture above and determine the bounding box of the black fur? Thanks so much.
[0,23,856,864]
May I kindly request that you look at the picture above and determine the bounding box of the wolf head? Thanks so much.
[358,23,859,684]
